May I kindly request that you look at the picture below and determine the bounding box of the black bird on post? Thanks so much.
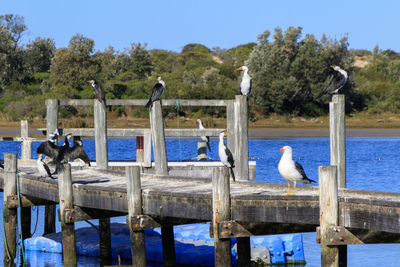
[316,65,348,99]
[145,76,165,111]
[88,79,106,105]
[37,132,73,161]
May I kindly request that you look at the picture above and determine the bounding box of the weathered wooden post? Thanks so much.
[58,163,77,266]
[94,100,108,169]
[329,94,347,264]
[149,101,168,175]
[45,99,58,235]
[143,130,152,168]
[126,166,146,267]
[319,165,345,267]
[234,95,249,181]
[3,153,17,266]
[99,217,112,265]
[330,94,346,188]
[212,167,232,266]
[20,120,32,160]
[226,100,235,153]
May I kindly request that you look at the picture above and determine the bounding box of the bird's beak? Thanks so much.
[235,67,242,71]
[224,131,231,136]
[330,65,336,69]
[280,148,285,152]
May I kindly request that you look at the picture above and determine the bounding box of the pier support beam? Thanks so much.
[161,221,176,267]
[212,167,232,266]
[234,95,249,181]
[99,218,112,265]
[45,99,58,235]
[226,101,235,154]
[3,153,17,266]
[149,101,168,175]
[319,166,346,267]
[126,166,146,267]
[94,100,108,170]
[58,163,77,266]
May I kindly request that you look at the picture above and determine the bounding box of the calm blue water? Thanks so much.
[1,137,400,266]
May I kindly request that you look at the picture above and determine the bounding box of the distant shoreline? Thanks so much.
[1,127,400,138]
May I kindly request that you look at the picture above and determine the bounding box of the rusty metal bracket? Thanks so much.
[217,220,252,239]
[316,226,364,245]
[6,195,19,209]
[129,215,161,232]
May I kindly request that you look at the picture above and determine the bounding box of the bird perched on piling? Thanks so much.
[36,154,54,179]
[278,146,315,196]
[218,131,235,182]
[236,66,252,96]
[145,76,165,111]
[197,118,211,152]
[316,65,348,99]
[88,79,106,104]
[54,139,91,166]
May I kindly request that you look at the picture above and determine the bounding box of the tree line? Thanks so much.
[0,14,399,121]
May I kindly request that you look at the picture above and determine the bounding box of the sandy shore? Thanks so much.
[2,127,400,138]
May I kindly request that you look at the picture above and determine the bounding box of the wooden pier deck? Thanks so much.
[3,164,400,237]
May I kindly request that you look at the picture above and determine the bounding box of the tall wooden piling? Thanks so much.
[143,130,152,168]
[3,153,17,266]
[319,165,346,267]
[234,95,249,181]
[136,136,144,162]
[212,167,232,266]
[226,101,235,153]
[149,101,168,175]
[58,163,77,266]
[94,100,108,169]
[329,94,347,265]
[20,120,32,160]
[330,95,346,188]
[126,166,146,267]
[45,99,58,235]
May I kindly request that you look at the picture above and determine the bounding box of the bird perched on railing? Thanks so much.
[50,138,91,173]
[37,154,54,179]
[36,131,72,162]
[316,65,348,99]
[278,146,315,196]
[197,118,211,152]
[218,131,235,182]
[236,66,252,96]
[145,76,165,111]
[88,79,106,105]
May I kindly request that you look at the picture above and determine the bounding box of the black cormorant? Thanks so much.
[145,76,165,111]
[316,65,348,99]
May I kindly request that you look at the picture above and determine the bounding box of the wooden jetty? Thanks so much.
[2,95,400,267]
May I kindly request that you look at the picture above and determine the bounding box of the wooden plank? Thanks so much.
[212,167,232,266]
[150,101,168,176]
[143,130,152,167]
[3,154,17,265]
[58,163,77,266]
[94,100,108,169]
[58,99,232,107]
[126,166,146,267]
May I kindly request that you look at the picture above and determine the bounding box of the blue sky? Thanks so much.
[2,0,399,53]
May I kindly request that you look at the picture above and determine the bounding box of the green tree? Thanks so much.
[247,27,358,116]
[25,37,55,73]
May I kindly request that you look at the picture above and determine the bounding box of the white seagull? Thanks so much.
[218,131,235,182]
[316,65,348,99]
[197,118,211,152]
[37,154,54,179]
[145,76,165,111]
[278,146,315,196]
[236,66,252,96]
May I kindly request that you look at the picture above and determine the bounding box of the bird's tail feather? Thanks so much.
[229,167,236,182]
[145,100,151,109]
[303,177,316,184]
[207,142,211,152]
